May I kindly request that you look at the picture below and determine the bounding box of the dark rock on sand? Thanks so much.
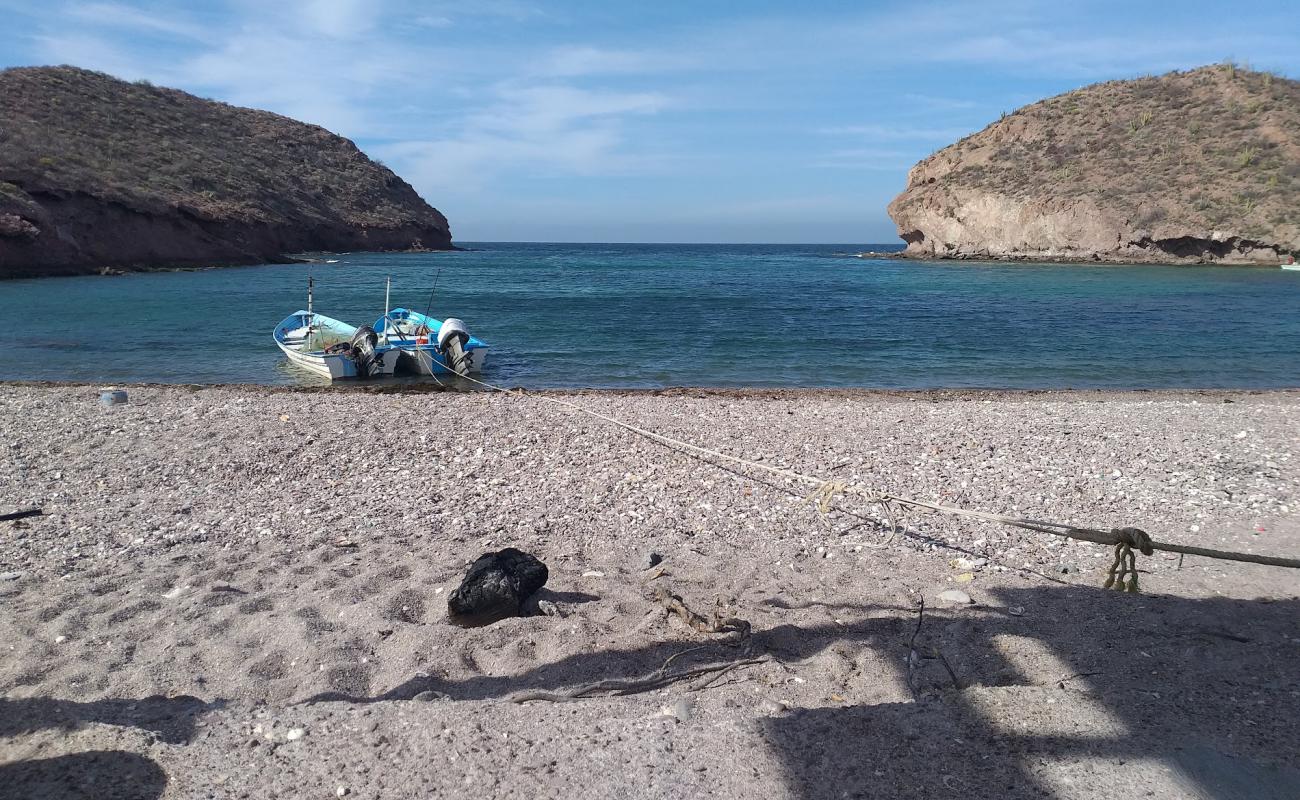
[447,548,549,627]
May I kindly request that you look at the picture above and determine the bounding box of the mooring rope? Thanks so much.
[450,373,1300,591]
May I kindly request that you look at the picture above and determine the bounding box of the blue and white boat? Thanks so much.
[374,307,489,376]
[272,279,399,381]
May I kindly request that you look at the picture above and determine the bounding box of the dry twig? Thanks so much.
[507,655,770,703]
[654,585,751,643]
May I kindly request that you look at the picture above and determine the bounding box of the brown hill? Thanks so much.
[0,66,452,278]
[887,64,1300,263]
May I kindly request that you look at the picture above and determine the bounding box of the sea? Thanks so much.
[2,242,1298,389]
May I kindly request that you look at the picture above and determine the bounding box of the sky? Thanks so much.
[2,1,1298,243]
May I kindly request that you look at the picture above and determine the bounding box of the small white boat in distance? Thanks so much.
[375,308,489,376]
[273,311,400,380]
[272,277,399,381]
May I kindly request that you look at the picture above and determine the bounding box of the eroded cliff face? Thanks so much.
[0,67,453,278]
[887,65,1300,264]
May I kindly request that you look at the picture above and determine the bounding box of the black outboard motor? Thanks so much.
[437,318,472,376]
[349,325,380,379]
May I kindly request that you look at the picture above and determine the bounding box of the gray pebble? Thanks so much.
[937,589,973,607]
[412,690,447,702]
[0,571,23,581]
[758,698,790,716]
[671,698,695,723]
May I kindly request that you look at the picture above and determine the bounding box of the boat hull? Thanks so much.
[375,307,490,376]
[276,341,400,379]
[272,311,400,381]
[396,344,489,375]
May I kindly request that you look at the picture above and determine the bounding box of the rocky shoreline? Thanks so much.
[2,384,1298,797]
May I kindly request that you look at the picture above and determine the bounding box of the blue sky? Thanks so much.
[3,1,1298,243]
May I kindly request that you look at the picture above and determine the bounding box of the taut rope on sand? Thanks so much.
[452,374,1300,592]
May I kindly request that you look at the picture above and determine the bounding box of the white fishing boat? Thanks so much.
[272,279,400,380]
[372,277,489,376]
[374,307,489,376]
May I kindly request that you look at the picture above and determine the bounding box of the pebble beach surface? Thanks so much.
[2,384,1298,799]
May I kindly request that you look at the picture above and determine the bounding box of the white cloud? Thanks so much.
[902,93,980,111]
[412,15,453,29]
[534,45,701,78]
[65,2,211,40]
[817,124,972,141]
[808,148,912,171]
[296,0,378,39]
[375,83,670,190]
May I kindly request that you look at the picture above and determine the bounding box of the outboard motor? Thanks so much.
[436,318,472,376]
[349,325,380,379]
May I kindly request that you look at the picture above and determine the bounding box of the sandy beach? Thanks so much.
[1,384,1298,799]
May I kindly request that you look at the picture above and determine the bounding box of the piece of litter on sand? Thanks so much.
[582,570,605,577]
[331,539,358,548]
[670,698,694,723]
[447,548,549,627]
[937,589,973,607]
[954,572,974,583]
[1008,606,1025,616]
[285,728,306,741]
[161,585,190,600]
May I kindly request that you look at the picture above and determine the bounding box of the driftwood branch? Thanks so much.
[508,655,770,703]
[654,585,751,642]
[0,508,41,523]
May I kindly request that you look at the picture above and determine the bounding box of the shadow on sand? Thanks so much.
[304,583,1300,798]
[0,750,166,800]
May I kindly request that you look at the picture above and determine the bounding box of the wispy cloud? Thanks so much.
[295,0,379,39]
[902,93,980,111]
[817,124,972,141]
[533,44,701,78]
[808,148,913,170]
[375,83,671,189]
[65,1,211,40]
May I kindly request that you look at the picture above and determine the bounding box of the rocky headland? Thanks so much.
[0,67,452,279]
[888,64,1299,264]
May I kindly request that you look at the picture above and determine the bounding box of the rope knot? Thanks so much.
[1114,527,1154,556]
[805,480,848,514]
[1104,526,1152,592]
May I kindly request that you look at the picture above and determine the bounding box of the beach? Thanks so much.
[1,384,1298,799]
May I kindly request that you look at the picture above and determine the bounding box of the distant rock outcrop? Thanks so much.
[887,64,1299,264]
[0,66,453,278]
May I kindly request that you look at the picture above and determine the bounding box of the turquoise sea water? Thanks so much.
[1,242,1298,388]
